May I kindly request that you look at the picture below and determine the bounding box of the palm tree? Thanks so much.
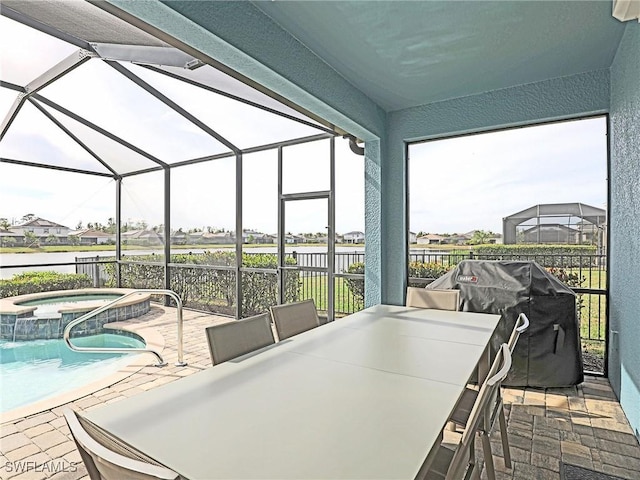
[469,230,492,245]
[106,217,116,234]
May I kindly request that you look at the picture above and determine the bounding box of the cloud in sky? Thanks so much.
[409,116,608,234]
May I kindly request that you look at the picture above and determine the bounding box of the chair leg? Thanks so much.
[497,406,511,469]
[469,464,481,480]
[465,437,481,480]
[480,432,496,480]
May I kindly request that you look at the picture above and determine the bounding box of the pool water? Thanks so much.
[0,333,145,412]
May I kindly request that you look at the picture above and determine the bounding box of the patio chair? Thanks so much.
[507,312,530,352]
[423,343,512,480]
[206,313,275,365]
[270,299,320,341]
[63,408,178,480]
[406,287,460,311]
[448,314,529,477]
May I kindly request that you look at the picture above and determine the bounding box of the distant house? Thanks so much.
[7,217,72,245]
[521,224,580,244]
[187,231,205,244]
[241,231,274,244]
[408,232,417,244]
[441,235,469,245]
[171,230,188,245]
[575,220,604,245]
[121,229,163,246]
[206,232,235,244]
[18,217,70,236]
[68,229,114,245]
[343,231,365,244]
[417,234,445,245]
[0,228,22,247]
[283,234,306,244]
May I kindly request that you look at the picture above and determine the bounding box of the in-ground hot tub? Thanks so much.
[0,288,151,341]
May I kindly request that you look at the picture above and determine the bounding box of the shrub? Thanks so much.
[473,244,597,267]
[344,261,454,304]
[0,271,92,297]
[545,267,585,289]
[103,251,299,316]
[344,262,365,304]
[408,261,451,279]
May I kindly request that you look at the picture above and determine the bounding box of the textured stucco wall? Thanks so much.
[383,71,610,304]
[609,23,640,442]
[363,138,384,306]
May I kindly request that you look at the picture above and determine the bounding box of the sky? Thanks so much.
[0,14,364,235]
[0,15,607,237]
[409,116,608,234]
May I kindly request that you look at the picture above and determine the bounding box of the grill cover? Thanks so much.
[427,260,583,387]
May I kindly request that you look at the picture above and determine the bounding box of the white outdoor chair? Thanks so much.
[406,287,460,311]
[424,343,512,480]
[205,313,275,365]
[448,313,529,477]
[507,312,530,352]
[63,408,178,480]
[270,299,320,341]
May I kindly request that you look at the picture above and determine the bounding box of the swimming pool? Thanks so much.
[0,289,151,341]
[0,332,145,413]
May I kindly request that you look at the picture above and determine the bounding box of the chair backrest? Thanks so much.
[270,299,320,341]
[406,287,460,311]
[63,408,178,480]
[444,344,512,480]
[206,313,275,365]
[507,312,530,352]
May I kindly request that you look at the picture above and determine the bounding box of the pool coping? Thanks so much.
[0,320,165,424]
[0,288,152,316]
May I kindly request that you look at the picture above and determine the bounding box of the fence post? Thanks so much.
[91,256,99,287]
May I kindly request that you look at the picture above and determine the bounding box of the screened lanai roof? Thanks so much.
[0,0,336,178]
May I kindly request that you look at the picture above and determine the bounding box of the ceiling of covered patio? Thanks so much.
[249,1,627,112]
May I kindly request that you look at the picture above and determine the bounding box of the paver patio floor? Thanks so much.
[1,305,639,480]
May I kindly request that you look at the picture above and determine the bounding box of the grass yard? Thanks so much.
[299,275,363,316]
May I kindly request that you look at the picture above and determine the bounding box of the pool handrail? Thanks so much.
[63,289,186,368]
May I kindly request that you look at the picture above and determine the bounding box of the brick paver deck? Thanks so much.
[1,306,639,480]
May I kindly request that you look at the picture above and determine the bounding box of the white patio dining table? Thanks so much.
[85,304,501,480]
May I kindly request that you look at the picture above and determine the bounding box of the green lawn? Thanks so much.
[299,275,363,316]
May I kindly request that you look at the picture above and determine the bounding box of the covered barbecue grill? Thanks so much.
[427,260,584,387]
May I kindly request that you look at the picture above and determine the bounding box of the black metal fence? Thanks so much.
[76,252,605,337]
[62,250,611,372]
[1,249,606,371]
